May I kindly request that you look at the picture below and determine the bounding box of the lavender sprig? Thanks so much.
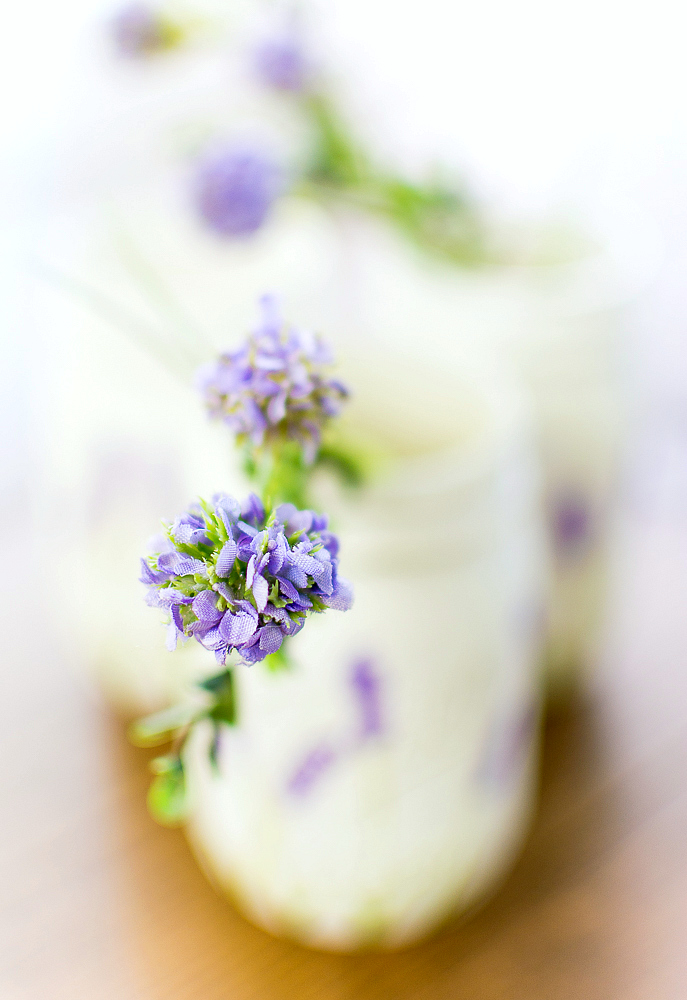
[141,490,352,665]
[186,31,485,260]
[136,489,352,824]
[197,296,350,504]
[249,32,488,264]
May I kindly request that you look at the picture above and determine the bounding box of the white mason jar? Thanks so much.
[326,209,658,696]
[183,358,546,951]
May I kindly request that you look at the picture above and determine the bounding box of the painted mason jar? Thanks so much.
[326,209,658,696]
[183,358,546,951]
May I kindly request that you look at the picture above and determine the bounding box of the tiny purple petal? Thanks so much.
[219,610,258,645]
[280,615,305,637]
[264,602,288,623]
[258,623,283,654]
[165,622,179,651]
[139,557,169,586]
[252,573,269,612]
[171,604,184,633]
[321,577,353,611]
[198,626,226,651]
[267,391,287,424]
[216,538,238,577]
[192,590,222,623]
[214,493,241,528]
[242,492,265,525]
[157,551,205,577]
[246,554,256,589]
[276,575,299,601]
[157,587,193,608]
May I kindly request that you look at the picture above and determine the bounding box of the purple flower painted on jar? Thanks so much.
[194,148,283,237]
[141,491,353,665]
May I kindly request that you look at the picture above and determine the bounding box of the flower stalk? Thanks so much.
[136,487,353,823]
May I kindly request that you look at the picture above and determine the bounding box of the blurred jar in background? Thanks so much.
[184,354,546,951]
[326,206,658,697]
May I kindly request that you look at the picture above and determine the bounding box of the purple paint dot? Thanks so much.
[287,742,338,796]
[550,492,593,555]
[350,658,383,739]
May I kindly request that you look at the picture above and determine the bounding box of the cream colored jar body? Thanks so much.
[184,371,545,950]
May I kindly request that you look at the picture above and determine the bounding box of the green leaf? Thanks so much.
[304,93,368,189]
[198,670,229,694]
[209,724,221,772]
[264,644,291,672]
[242,448,257,480]
[315,443,366,488]
[147,758,188,827]
[208,670,236,726]
[128,703,198,748]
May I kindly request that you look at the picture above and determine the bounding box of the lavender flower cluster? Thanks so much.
[141,491,352,665]
[195,149,282,238]
[254,35,309,92]
[197,296,348,462]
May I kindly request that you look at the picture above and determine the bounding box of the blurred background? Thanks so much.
[2,0,687,996]
[4,0,687,534]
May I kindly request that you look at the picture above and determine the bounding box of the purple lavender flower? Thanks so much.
[141,491,353,665]
[254,35,309,92]
[194,148,282,237]
[110,3,182,57]
[197,295,349,462]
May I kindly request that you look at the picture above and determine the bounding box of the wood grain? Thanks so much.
[2,499,686,1000]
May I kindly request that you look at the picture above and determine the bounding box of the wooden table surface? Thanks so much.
[2,477,687,1000]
